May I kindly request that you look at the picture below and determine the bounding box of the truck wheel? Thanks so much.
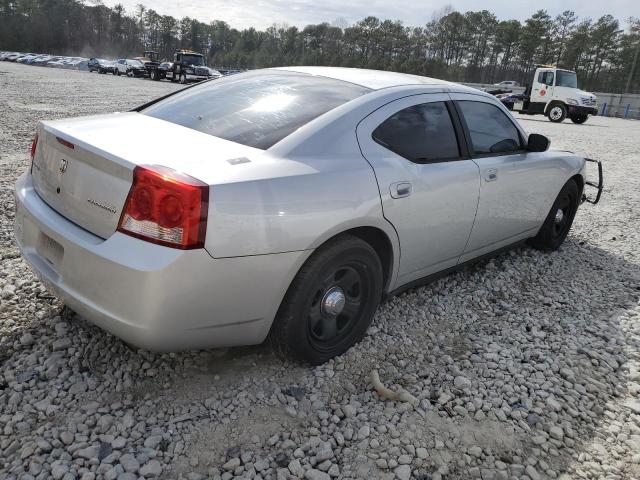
[529,179,579,251]
[269,235,383,365]
[570,115,588,124]
[150,70,158,81]
[547,104,567,123]
[180,73,187,84]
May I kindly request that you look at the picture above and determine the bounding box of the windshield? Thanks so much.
[556,70,577,88]
[142,70,371,149]
[181,55,204,66]
[129,60,143,66]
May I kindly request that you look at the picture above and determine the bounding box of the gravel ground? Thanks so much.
[1,61,640,480]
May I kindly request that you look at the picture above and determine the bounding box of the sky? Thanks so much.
[102,0,639,30]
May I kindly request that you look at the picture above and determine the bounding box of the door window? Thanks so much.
[457,101,522,155]
[371,102,460,163]
[537,71,554,86]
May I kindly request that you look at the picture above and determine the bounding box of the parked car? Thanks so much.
[494,80,519,87]
[46,58,67,68]
[32,55,54,66]
[113,59,146,77]
[498,92,528,110]
[15,67,602,364]
[88,58,113,73]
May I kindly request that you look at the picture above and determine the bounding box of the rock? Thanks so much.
[454,376,472,390]
[342,405,357,418]
[223,458,241,470]
[304,469,331,480]
[468,446,483,458]
[546,397,562,412]
[289,459,305,477]
[316,441,334,462]
[139,459,162,477]
[20,332,35,346]
[416,447,428,459]
[525,465,540,480]
[357,425,370,440]
[394,465,411,480]
[119,454,140,473]
[549,426,564,440]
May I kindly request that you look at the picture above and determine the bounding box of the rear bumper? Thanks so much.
[14,172,308,351]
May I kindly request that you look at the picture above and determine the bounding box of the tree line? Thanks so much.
[1,0,638,93]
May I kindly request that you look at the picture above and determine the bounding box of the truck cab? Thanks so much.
[513,65,598,124]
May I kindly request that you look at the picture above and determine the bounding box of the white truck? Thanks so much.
[513,65,598,124]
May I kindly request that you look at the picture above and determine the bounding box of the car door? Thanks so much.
[357,94,480,286]
[450,94,552,261]
[530,69,554,106]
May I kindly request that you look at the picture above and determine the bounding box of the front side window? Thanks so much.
[556,70,578,88]
[143,71,371,149]
[538,71,554,86]
[372,102,460,163]
[457,101,522,155]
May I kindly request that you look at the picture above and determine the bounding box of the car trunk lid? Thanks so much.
[31,112,263,239]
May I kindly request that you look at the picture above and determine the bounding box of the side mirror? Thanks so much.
[527,133,550,152]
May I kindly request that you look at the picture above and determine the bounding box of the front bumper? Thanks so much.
[14,172,308,351]
[568,105,597,116]
[185,74,211,82]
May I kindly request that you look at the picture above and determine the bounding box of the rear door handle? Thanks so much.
[483,168,498,182]
[390,181,412,198]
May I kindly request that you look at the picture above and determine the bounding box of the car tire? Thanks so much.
[570,115,588,124]
[529,179,580,251]
[180,73,187,84]
[150,69,157,81]
[547,103,567,123]
[270,235,383,365]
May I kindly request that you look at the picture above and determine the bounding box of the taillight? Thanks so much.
[117,165,209,249]
[30,133,38,172]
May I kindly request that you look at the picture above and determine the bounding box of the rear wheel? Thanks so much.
[270,235,383,365]
[547,103,567,123]
[529,180,580,251]
[570,114,588,124]
[180,72,187,84]
[150,69,158,81]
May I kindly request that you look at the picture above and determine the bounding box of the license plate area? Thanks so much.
[36,232,64,270]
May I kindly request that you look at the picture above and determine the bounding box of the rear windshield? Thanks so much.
[142,70,371,149]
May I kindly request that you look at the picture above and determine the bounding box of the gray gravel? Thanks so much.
[1,61,640,480]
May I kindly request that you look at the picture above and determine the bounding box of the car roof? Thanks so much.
[272,66,475,93]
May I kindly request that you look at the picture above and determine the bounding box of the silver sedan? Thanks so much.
[14,67,602,364]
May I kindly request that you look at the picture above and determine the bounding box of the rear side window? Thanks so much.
[372,102,460,163]
[143,71,371,149]
[457,101,522,155]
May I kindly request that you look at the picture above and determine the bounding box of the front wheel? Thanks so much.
[547,104,567,123]
[179,73,187,84]
[529,180,580,251]
[269,235,383,365]
[570,115,588,124]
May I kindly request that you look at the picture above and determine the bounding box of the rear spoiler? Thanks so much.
[582,158,603,205]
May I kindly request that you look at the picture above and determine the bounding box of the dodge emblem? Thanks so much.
[59,159,68,174]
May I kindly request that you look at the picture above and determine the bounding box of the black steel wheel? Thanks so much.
[570,115,588,124]
[270,235,383,364]
[529,179,580,251]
